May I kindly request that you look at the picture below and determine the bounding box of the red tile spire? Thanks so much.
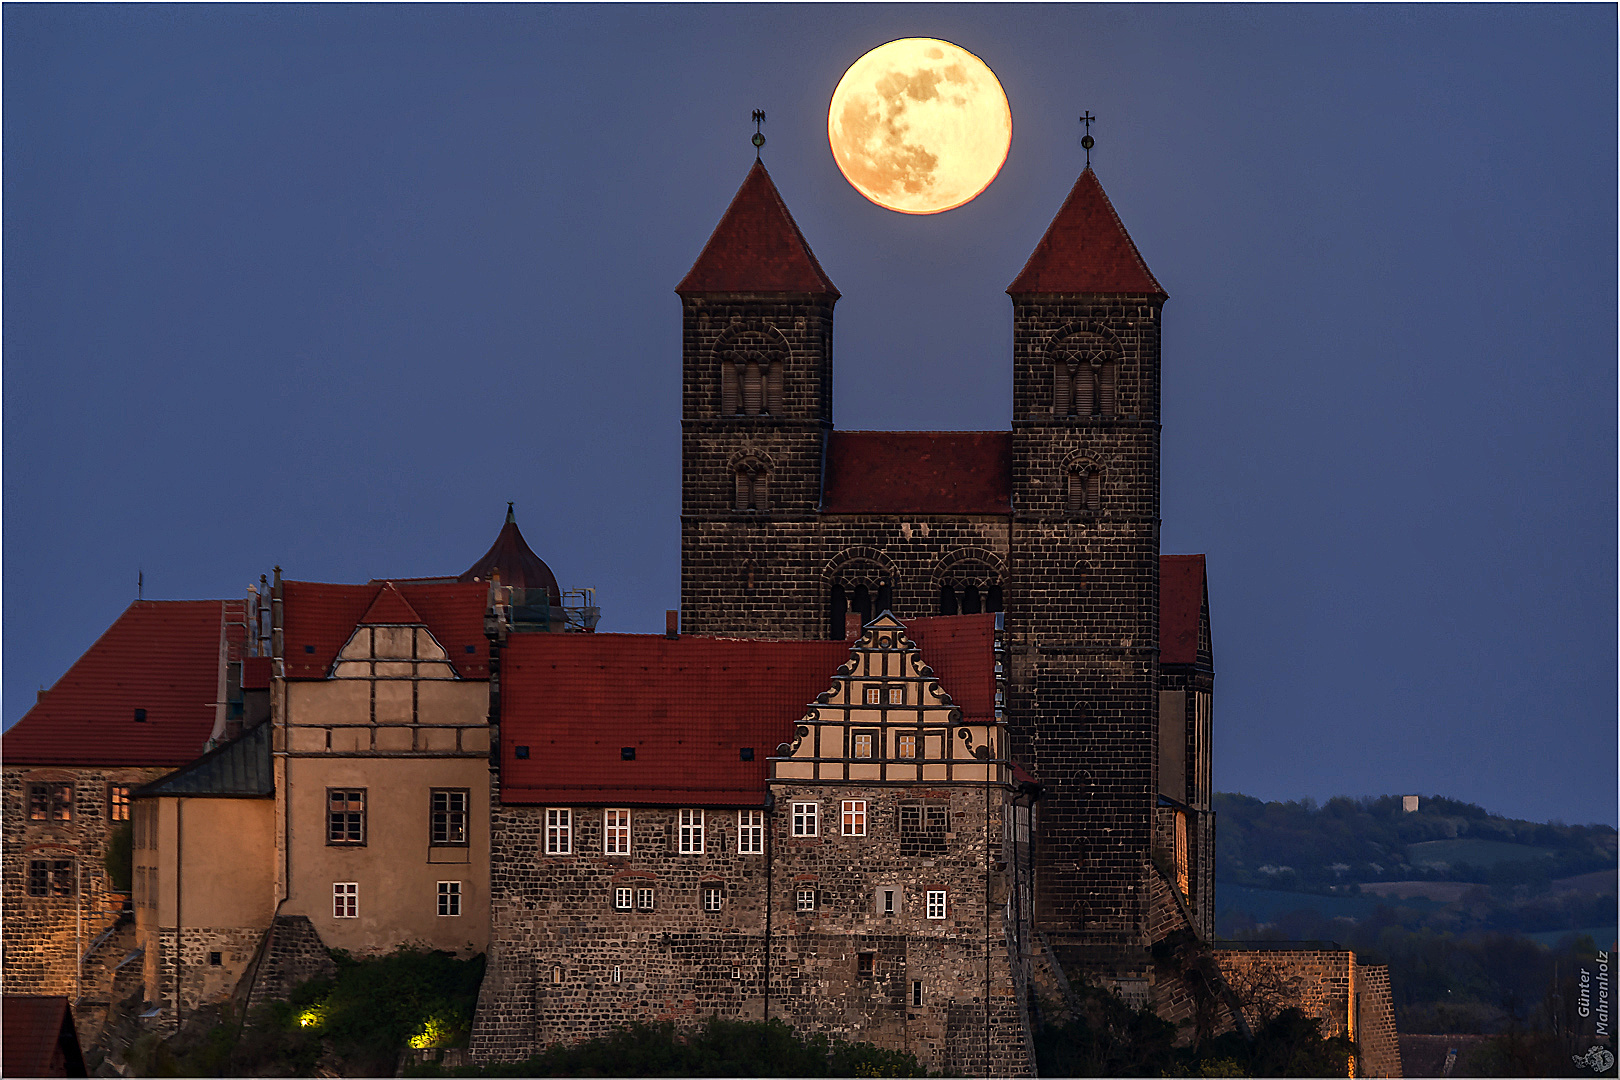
[676,160,839,296]
[1007,168,1166,297]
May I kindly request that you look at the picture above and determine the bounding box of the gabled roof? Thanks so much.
[1160,554,1208,666]
[2,995,87,1078]
[459,505,561,604]
[137,721,273,799]
[1007,168,1166,297]
[280,581,489,680]
[359,583,423,625]
[821,432,1012,515]
[675,160,839,297]
[499,617,998,807]
[2,600,232,767]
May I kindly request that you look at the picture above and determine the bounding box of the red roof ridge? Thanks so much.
[359,582,424,625]
[1159,553,1208,666]
[1008,167,1166,297]
[676,160,839,297]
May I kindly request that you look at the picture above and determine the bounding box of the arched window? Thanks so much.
[828,577,892,638]
[733,462,769,511]
[938,579,1003,615]
[722,352,785,417]
[1053,341,1118,419]
[1067,467,1100,514]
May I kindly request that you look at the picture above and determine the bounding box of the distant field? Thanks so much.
[1360,881,1481,903]
[1215,884,1443,924]
[1406,838,1557,867]
[1525,925,1619,948]
[1548,869,1617,895]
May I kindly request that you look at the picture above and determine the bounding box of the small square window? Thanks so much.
[863,686,881,705]
[303,645,315,654]
[842,800,867,836]
[887,686,905,705]
[912,980,923,1007]
[897,733,918,760]
[621,747,636,760]
[857,952,875,978]
[796,888,816,912]
[853,732,875,759]
[546,808,572,854]
[737,810,764,854]
[636,888,655,911]
[679,809,705,854]
[133,708,147,721]
[108,784,132,821]
[333,882,358,918]
[209,951,223,967]
[791,802,818,837]
[702,885,724,913]
[739,747,755,761]
[614,887,634,911]
[327,789,365,845]
[605,809,631,855]
[926,890,947,920]
[437,881,461,917]
[515,745,530,759]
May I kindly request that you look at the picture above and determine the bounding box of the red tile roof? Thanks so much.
[821,432,1012,515]
[460,505,561,604]
[242,656,272,690]
[2,995,85,1078]
[1,601,231,767]
[1007,168,1166,297]
[499,620,998,806]
[280,581,489,680]
[675,160,839,297]
[1160,554,1207,666]
[903,614,998,721]
[360,583,424,626]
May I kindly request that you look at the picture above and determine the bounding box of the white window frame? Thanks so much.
[926,890,947,919]
[897,732,919,759]
[791,801,818,837]
[863,685,881,705]
[853,732,874,759]
[613,887,634,911]
[702,884,724,912]
[737,810,764,854]
[333,882,358,918]
[887,686,905,705]
[842,799,867,837]
[437,880,461,917]
[636,887,655,911]
[604,808,631,855]
[796,887,816,912]
[679,809,704,854]
[546,808,572,854]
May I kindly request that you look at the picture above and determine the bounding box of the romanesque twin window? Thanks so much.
[938,581,1003,616]
[721,355,783,416]
[1053,345,1118,418]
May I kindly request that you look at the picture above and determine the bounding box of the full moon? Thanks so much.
[828,38,1012,215]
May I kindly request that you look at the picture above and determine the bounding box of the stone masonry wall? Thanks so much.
[245,915,337,1013]
[1356,962,1403,1078]
[2,765,168,997]
[472,787,1032,1076]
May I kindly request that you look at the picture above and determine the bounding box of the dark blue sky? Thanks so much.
[5,6,1614,825]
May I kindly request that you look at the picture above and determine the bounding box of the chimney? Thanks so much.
[666,610,680,639]
[846,613,863,640]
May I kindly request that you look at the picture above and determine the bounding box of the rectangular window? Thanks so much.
[28,783,73,822]
[614,887,634,911]
[431,789,468,846]
[887,686,905,705]
[853,732,874,759]
[636,887,655,911]
[857,952,875,978]
[737,810,764,854]
[880,888,898,915]
[926,890,947,919]
[900,802,948,857]
[546,808,572,854]
[912,980,923,1007]
[108,784,131,822]
[604,809,631,855]
[437,881,461,917]
[702,885,723,913]
[791,802,818,837]
[896,733,918,759]
[26,859,74,897]
[612,965,622,983]
[679,809,704,854]
[842,800,867,836]
[327,789,365,845]
[796,888,816,912]
[863,686,881,705]
[333,882,358,918]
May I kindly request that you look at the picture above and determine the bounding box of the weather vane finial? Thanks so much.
[752,109,767,160]
[1080,112,1095,168]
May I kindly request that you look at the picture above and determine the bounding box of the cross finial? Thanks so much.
[751,109,766,160]
[1080,111,1095,167]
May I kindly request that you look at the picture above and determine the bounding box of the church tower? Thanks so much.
[1003,168,1168,965]
[676,161,839,638]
